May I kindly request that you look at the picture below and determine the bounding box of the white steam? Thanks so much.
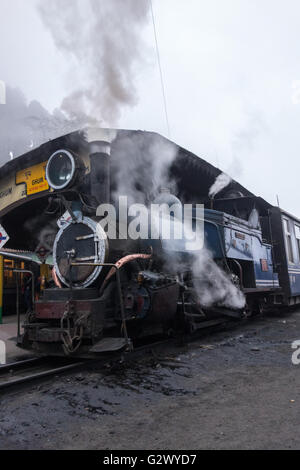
[192,250,245,309]
[209,172,232,199]
[112,133,178,205]
[204,172,245,308]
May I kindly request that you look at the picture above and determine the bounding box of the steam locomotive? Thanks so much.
[0,128,298,357]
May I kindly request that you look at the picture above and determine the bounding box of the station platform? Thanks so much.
[0,314,33,363]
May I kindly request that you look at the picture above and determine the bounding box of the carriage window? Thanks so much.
[295,225,300,261]
[283,218,294,263]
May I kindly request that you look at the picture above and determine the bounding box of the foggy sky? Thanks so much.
[0,0,300,216]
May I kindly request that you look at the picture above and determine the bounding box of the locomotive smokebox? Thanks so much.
[89,140,110,206]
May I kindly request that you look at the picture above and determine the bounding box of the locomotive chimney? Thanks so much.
[86,128,117,206]
[89,140,110,205]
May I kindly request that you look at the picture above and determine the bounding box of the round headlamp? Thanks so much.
[46,149,76,190]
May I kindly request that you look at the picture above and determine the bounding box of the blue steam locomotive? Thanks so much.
[0,128,297,357]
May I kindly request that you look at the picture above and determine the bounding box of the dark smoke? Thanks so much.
[0,86,82,165]
[0,1,151,165]
[38,0,150,125]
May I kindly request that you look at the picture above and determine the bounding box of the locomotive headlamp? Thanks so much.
[46,149,76,190]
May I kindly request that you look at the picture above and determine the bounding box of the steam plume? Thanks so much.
[209,172,232,199]
[38,0,150,125]
[112,132,178,205]
[0,0,150,164]
[192,250,245,309]
[0,86,82,165]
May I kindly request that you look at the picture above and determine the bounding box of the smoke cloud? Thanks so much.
[0,86,83,165]
[0,1,151,165]
[37,0,150,125]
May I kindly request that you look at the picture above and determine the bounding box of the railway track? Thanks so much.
[0,357,86,392]
[0,338,179,393]
[0,317,238,393]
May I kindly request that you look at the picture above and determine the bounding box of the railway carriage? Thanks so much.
[268,207,300,305]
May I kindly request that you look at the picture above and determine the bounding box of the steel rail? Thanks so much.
[0,315,237,393]
[0,358,85,392]
[0,337,179,393]
[0,357,42,373]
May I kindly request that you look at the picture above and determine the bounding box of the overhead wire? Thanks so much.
[149,0,171,138]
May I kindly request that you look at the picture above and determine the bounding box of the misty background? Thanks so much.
[0,0,299,216]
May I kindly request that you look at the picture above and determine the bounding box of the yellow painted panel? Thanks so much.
[0,174,26,213]
[16,161,49,195]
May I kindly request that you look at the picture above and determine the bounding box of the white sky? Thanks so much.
[0,0,300,216]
